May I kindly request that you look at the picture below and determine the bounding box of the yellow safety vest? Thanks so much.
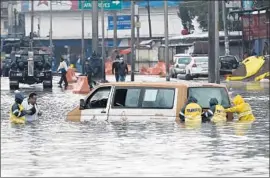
[10,104,25,124]
[184,103,202,123]
[212,104,227,123]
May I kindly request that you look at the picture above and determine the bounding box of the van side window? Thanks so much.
[113,88,141,107]
[142,89,175,109]
[85,87,111,109]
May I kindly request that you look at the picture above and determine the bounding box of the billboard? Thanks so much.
[242,13,270,40]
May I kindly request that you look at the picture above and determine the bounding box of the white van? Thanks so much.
[67,82,233,122]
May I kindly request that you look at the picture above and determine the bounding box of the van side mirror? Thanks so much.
[79,99,85,110]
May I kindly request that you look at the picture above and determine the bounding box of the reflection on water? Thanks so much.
[1,81,269,176]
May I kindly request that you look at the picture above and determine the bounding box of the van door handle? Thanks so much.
[101,110,106,113]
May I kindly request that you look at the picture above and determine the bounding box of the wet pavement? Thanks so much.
[1,76,269,176]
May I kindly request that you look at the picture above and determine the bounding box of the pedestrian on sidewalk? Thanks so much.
[57,56,68,89]
[118,58,128,82]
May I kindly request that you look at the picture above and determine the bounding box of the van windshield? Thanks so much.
[188,87,230,108]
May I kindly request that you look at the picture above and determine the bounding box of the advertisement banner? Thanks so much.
[242,13,270,40]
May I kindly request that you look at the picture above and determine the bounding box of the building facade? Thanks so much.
[1,1,9,38]
[16,1,184,40]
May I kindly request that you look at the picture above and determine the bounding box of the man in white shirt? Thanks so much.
[21,92,42,122]
[57,56,68,89]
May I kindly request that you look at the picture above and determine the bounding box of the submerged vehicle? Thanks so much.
[67,81,234,122]
[9,48,52,89]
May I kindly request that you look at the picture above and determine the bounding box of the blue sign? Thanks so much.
[108,15,131,30]
[242,0,254,10]
[121,1,180,9]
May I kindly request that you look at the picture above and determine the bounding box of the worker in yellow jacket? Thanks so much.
[203,98,227,123]
[10,92,36,124]
[179,96,202,123]
[224,95,255,122]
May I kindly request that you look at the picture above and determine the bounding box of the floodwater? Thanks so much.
[1,76,269,177]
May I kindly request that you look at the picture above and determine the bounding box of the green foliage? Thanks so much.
[177,1,229,31]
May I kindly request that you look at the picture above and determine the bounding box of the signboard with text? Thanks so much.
[78,0,122,10]
[107,15,131,30]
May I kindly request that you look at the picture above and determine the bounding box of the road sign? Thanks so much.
[79,0,122,10]
[108,15,131,30]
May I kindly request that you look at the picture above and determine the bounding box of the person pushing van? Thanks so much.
[179,96,202,122]
[203,98,227,123]
[224,95,255,122]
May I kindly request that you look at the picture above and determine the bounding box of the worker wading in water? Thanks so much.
[225,95,255,122]
[203,98,227,123]
[10,92,36,124]
[179,96,203,123]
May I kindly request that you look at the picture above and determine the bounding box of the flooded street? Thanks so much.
[1,76,269,177]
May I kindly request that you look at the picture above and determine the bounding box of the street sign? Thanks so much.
[108,15,131,30]
[79,0,122,10]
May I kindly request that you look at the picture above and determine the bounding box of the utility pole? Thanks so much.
[131,1,135,81]
[113,11,118,49]
[214,1,220,84]
[164,0,170,81]
[30,0,34,50]
[222,0,230,56]
[135,4,140,61]
[49,1,53,59]
[81,0,85,74]
[101,0,106,80]
[14,9,18,36]
[208,1,220,84]
[7,1,13,36]
[146,0,152,39]
[208,1,215,83]
[92,0,99,53]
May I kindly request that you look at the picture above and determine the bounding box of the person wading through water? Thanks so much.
[57,56,68,89]
[112,55,121,82]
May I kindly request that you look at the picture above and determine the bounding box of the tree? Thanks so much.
[177,1,231,32]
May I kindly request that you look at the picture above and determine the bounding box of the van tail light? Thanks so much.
[192,63,197,67]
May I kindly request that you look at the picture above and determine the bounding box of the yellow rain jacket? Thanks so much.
[184,103,202,123]
[211,104,227,123]
[225,95,255,122]
[10,103,26,124]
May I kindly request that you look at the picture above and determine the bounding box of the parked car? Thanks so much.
[176,55,209,80]
[219,55,240,75]
[170,54,192,78]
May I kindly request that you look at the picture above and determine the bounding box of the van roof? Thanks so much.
[99,81,226,88]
